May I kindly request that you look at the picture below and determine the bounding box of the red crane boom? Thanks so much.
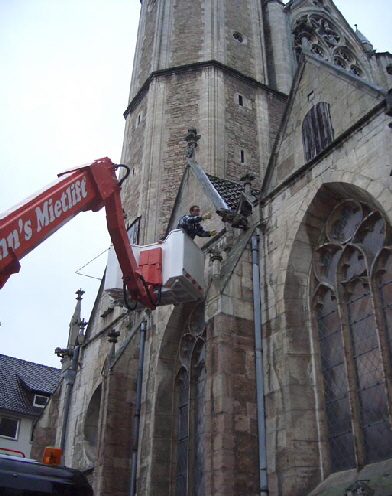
[0,157,159,309]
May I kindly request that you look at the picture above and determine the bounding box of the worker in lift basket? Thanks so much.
[177,205,217,240]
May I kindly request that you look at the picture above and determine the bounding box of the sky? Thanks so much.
[0,0,391,369]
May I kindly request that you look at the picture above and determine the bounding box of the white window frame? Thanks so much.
[0,415,20,440]
[33,394,49,408]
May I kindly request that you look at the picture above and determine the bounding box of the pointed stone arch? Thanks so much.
[142,300,206,495]
[281,181,392,487]
[265,182,387,491]
[284,181,391,354]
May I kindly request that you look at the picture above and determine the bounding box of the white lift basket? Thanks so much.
[104,229,205,306]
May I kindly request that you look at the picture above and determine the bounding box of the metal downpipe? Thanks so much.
[60,345,79,459]
[129,320,147,496]
[251,234,268,495]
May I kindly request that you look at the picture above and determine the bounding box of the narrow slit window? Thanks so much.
[238,95,243,106]
[240,150,245,164]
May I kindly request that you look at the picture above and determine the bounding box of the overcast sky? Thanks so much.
[0,0,391,369]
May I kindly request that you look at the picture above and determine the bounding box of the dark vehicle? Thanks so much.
[0,453,93,496]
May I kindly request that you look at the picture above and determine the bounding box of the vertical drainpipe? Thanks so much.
[60,345,79,459]
[251,233,268,495]
[129,320,147,496]
[59,290,85,461]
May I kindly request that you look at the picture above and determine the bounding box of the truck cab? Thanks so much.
[0,453,93,496]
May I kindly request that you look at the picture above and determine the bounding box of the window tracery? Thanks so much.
[293,13,363,77]
[174,322,206,496]
[311,200,392,473]
[191,341,206,496]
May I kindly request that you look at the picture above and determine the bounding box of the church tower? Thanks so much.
[119,0,289,243]
[119,0,391,244]
[33,1,392,495]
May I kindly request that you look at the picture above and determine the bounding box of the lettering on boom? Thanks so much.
[0,178,88,261]
[36,179,88,232]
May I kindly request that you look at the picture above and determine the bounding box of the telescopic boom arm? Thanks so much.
[0,157,158,309]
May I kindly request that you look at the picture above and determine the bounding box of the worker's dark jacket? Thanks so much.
[177,214,211,239]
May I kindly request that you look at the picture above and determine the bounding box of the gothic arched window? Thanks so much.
[191,341,206,496]
[302,102,334,162]
[311,199,392,473]
[174,333,206,496]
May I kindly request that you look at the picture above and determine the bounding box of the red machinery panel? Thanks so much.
[137,246,162,285]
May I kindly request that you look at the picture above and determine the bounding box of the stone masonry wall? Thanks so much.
[31,385,62,461]
[161,71,201,228]
[267,57,386,194]
[135,307,259,496]
[122,64,286,245]
[225,74,261,183]
[261,109,392,495]
[131,0,268,86]
[128,1,157,101]
[122,69,203,243]
[171,0,204,67]
[205,313,259,496]
[120,97,147,227]
[267,92,288,161]
[225,0,258,79]
[94,344,139,496]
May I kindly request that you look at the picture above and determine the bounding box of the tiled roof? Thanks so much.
[205,174,259,210]
[0,355,61,416]
[206,174,244,209]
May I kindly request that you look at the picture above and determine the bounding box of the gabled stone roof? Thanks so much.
[0,354,61,416]
[167,161,260,233]
[206,174,259,210]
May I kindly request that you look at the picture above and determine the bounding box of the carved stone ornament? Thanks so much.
[216,208,248,230]
[344,480,374,496]
[184,128,201,160]
[292,13,363,77]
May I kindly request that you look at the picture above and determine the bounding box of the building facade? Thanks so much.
[33,1,392,495]
[0,354,60,458]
